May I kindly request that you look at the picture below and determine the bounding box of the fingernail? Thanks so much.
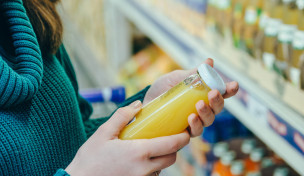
[130,100,141,108]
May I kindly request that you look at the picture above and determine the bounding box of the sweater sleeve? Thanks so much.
[54,169,70,176]
[83,85,150,138]
[55,44,151,138]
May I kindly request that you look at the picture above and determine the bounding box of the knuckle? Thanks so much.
[115,107,129,117]
[203,114,215,127]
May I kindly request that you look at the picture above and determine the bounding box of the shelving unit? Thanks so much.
[105,0,304,174]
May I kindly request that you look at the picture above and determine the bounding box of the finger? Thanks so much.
[141,131,190,157]
[101,100,142,137]
[187,113,204,137]
[208,90,224,115]
[196,100,215,127]
[149,153,177,172]
[204,58,214,67]
[223,81,239,99]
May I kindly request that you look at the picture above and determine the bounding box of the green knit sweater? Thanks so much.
[0,1,150,175]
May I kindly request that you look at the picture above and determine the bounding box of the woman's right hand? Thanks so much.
[65,100,190,176]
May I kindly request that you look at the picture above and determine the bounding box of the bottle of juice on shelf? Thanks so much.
[289,0,304,88]
[275,0,299,78]
[232,0,250,48]
[212,151,236,176]
[228,160,245,176]
[262,0,284,70]
[217,0,234,37]
[119,64,226,140]
[242,0,264,56]
[244,148,265,172]
[206,0,218,30]
[255,0,273,59]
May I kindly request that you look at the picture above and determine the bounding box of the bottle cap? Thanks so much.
[197,64,226,95]
[241,139,256,154]
[220,151,236,166]
[213,142,229,157]
[230,160,245,175]
[261,157,274,168]
[273,167,289,176]
[250,148,265,162]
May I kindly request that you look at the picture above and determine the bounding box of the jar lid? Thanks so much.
[197,64,226,95]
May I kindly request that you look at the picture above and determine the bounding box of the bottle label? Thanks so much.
[290,67,301,86]
[264,19,281,37]
[259,13,270,29]
[278,24,297,43]
[245,7,258,24]
[292,30,304,50]
[263,52,276,70]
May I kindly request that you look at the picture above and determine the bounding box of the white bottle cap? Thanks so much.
[197,64,226,95]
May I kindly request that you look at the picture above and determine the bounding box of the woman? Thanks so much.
[0,0,238,175]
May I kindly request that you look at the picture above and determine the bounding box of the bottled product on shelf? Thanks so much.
[290,0,304,89]
[254,0,273,59]
[242,0,263,56]
[274,0,299,78]
[232,0,249,48]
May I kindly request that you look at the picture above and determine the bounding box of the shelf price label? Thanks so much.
[247,95,268,124]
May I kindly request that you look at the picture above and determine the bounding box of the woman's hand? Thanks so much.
[143,58,239,137]
[65,101,190,176]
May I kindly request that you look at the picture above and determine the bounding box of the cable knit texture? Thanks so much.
[0,0,43,108]
[0,1,150,175]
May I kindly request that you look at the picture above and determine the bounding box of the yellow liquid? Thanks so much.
[119,75,211,140]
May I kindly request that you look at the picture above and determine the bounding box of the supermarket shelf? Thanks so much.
[109,0,304,174]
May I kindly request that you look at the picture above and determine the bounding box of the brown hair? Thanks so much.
[23,0,63,55]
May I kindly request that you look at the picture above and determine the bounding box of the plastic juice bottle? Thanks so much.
[244,148,265,172]
[228,160,245,176]
[255,0,273,60]
[217,0,233,36]
[206,0,217,26]
[119,64,226,140]
[232,0,250,48]
[242,0,263,56]
[289,0,304,88]
[262,1,283,70]
[212,151,236,176]
[275,0,299,78]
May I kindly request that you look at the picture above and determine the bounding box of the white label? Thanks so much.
[102,88,112,101]
[263,52,276,70]
[247,95,268,124]
[245,8,257,24]
[292,30,304,49]
[290,67,301,86]
[259,13,270,29]
[264,19,281,37]
[278,24,297,43]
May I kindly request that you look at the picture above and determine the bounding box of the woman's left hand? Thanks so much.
[143,58,239,137]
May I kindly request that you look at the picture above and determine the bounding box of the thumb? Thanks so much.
[101,100,142,138]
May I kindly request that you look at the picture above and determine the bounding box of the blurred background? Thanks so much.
[58,0,304,175]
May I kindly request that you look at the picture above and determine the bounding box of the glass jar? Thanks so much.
[119,64,226,140]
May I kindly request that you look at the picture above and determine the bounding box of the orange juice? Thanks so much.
[119,64,226,140]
